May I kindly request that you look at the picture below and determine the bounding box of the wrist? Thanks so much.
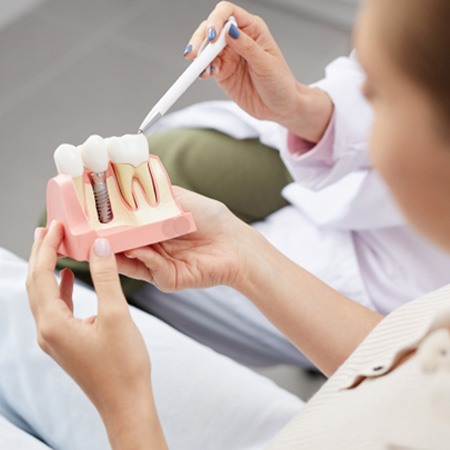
[100,389,168,449]
[280,83,334,143]
[227,225,273,295]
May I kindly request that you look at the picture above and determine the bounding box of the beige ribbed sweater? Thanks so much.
[267,284,450,449]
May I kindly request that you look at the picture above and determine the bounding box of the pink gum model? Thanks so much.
[46,155,196,261]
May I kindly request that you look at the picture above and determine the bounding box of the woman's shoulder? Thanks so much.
[266,285,450,449]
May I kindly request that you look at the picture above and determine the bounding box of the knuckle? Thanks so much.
[38,321,58,345]
[104,306,128,325]
[213,2,233,19]
[251,14,269,33]
[37,334,50,354]
[25,276,32,293]
[217,1,230,9]
[92,264,118,284]
[253,15,264,26]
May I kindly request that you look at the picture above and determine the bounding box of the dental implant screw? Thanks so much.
[89,172,113,223]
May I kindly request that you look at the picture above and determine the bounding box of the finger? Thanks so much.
[124,246,163,268]
[59,268,74,313]
[206,2,257,41]
[198,65,213,80]
[184,20,207,59]
[27,227,46,319]
[89,238,129,318]
[28,226,46,275]
[210,57,223,76]
[27,221,64,318]
[185,2,257,59]
[116,253,155,283]
[35,221,65,275]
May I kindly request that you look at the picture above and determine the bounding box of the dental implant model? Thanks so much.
[46,133,196,261]
[79,135,113,224]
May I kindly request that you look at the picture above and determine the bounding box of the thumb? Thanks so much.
[89,238,128,317]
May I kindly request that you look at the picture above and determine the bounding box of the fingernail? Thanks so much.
[207,27,217,41]
[94,238,111,257]
[229,24,239,39]
[34,227,42,242]
[48,220,57,233]
[210,65,215,73]
[183,44,192,56]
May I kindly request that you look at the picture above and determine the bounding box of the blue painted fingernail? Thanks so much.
[207,27,217,41]
[183,44,192,56]
[210,66,215,73]
[229,24,239,39]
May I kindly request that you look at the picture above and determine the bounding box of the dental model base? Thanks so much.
[47,134,196,261]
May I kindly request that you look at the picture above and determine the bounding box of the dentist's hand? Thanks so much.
[116,187,257,293]
[27,222,167,449]
[185,1,332,142]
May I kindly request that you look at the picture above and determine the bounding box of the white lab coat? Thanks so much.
[149,54,450,316]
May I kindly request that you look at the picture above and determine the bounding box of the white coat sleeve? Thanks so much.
[279,52,407,229]
[279,52,373,188]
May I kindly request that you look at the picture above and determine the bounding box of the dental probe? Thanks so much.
[138,16,237,134]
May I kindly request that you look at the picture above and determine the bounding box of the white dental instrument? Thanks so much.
[138,16,237,134]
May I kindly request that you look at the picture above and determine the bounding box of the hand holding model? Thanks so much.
[116,187,253,292]
[186,1,333,142]
[27,222,168,449]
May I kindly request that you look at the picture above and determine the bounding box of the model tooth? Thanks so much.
[104,136,123,162]
[106,134,156,209]
[53,143,85,206]
[125,134,149,166]
[108,134,148,167]
[125,134,156,205]
[53,143,84,177]
[79,135,109,173]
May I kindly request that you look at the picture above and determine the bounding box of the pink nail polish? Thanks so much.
[34,228,42,242]
[48,220,57,233]
[94,238,111,257]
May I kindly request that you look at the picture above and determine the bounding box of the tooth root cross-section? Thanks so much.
[113,161,157,209]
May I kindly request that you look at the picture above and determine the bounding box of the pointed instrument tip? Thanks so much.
[139,112,162,135]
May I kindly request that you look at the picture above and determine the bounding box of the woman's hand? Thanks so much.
[116,187,256,293]
[186,1,333,142]
[27,222,167,449]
